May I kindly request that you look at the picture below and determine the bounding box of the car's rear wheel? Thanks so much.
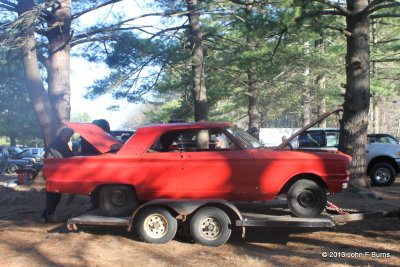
[99,185,138,217]
[135,206,177,244]
[287,179,326,218]
[190,207,231,247]
[368,162,396,186]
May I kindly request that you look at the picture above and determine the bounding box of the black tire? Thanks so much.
[190,207,231,247]
[135,206,177,244]
[368,162,396,186]
[99,185,138,217]
[7,164,19,174]
[287,179,327,218]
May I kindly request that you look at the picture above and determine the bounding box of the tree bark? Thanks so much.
[186,0,208,122]
[315,39,326,127]
[18,1,59,146]
[245,2,260,138]
[339,0,371,188]
[47,0,72,122]
[302,41,311,126]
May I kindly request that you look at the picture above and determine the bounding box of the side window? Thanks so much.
[148,128,239,152]
[325,131,339,147]
[298,131,325,147]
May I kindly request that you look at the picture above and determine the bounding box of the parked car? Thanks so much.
[291,128,400,186]
[43,120,351,218]
[111,130,135,144]
[6,158,34,174]
[26,147,45,156]
[7,147,43,170]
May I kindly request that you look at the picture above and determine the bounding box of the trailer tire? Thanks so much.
[287,179,326,218]
[99,185,138,217]
[135,206,177,244]
[368,162,396,186]
[190,207,231,247]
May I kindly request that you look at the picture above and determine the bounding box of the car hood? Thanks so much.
[277,108,343,150]
[64,122,122,153]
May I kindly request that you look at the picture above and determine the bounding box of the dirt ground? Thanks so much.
[0,174,399,267]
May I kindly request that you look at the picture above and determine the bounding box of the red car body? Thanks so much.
[44,122,351,202]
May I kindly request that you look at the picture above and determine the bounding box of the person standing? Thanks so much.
[80,119,111,211]
[42,127,74,222]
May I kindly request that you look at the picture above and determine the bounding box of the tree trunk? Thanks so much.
[315,39,326,127]
[9,135,16,147]
[339,0,370,188]
[302,41,311,126]
[47,0,72,122]
[18,1,59,146]
[245,2,260,138]
[186,0,208,122]
[316,74,327,127]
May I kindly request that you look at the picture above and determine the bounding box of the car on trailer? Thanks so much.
[43,109,351,245]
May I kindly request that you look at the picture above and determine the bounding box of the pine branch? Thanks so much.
[72,0,122,19]
[364,0,386,13]
[368,3,400,14]
[0,0,17,9]
[313,0,350,15]
[371,13,400,18]
[149,24,189,40]
[303,24,351,37]
[371,58,400,62]
[0,3,15,11]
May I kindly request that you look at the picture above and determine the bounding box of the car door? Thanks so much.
[175,129,256,200]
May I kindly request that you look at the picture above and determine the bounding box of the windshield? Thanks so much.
[13,147,24,153]
[225,126,263,149]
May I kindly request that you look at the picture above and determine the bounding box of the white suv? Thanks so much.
[292,128,400,186]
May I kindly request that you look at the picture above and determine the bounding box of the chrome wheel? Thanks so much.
[375,168,391,183]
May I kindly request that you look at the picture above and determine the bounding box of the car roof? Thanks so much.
[137,122,234,131]
[118,122,235,155]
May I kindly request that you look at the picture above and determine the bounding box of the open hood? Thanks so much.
[64,122,122,154]
[277,108,343,150]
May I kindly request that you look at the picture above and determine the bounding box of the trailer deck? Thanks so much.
[67,208,397,231]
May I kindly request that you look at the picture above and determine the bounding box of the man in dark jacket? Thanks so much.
[42,127,74,222]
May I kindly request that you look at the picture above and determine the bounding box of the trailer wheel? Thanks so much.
[287,179,326,218]
[368,162,396,186]
[99,185,138,217]
[190,207,231,247]
[135,206,177,244]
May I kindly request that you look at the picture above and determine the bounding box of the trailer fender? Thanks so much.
[127,199,244,236]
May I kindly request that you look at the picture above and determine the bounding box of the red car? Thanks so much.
[43,120,351,218]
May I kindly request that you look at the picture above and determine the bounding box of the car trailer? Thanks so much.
[66,199,400,247]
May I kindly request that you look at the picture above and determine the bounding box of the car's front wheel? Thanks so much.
[7,164,19,174]
[287,179,327,218]
[99,185,138,217]
[368,162,396,186]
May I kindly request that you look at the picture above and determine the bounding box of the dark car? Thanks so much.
[6,158,34,174]
[111,130,136,144]
[367,134,399,145]
[7,147,43,171]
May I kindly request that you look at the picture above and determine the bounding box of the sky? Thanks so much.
[70,0,159,130]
